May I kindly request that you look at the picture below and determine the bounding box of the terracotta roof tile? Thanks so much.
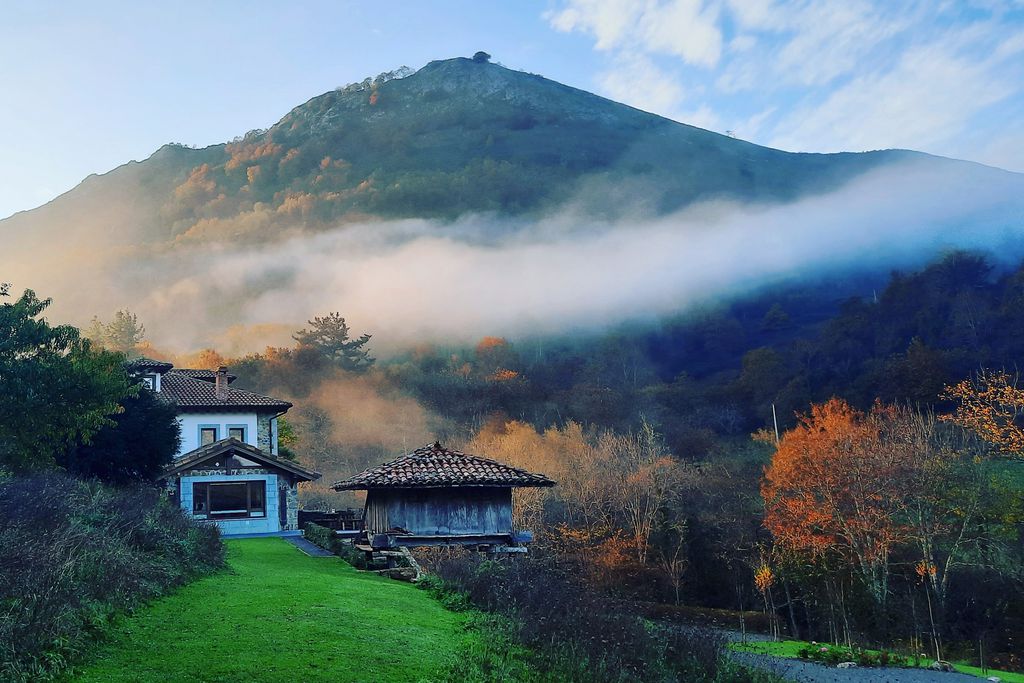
[332,442,555,490]
[125,357,173,373]
[160,372,291,410]
[170,369,238,383]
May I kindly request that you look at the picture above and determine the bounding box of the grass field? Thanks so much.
[729,640,1024,682]
[68,538,477,682]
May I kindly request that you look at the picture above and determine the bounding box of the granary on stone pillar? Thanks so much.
[331,442,555,551]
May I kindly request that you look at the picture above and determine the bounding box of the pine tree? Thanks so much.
[292,313,374,372]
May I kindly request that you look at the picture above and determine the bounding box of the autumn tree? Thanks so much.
[616,419,679,563]
[941,369,1024,458]
[293,313,374,372]
[762,398,918,606]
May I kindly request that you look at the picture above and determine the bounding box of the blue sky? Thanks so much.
[1,0,1022,220]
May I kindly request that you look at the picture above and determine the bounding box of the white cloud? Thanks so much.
[598,52,686,117]
[546,0,1024,164]
[768,42,1015,153]
[548,0,723,67]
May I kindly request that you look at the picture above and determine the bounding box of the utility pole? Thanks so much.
[772,403,780,445]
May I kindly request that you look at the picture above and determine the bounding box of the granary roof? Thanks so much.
[159,372,292,411]
[161,437,319,481]
[331,442,556,490]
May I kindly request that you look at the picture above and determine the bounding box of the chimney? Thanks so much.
[215,366,229,401]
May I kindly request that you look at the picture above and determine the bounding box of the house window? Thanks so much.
[140,374,157,390]
[200,426,219,445]
[192,481,265,519]
[228,426,246,441]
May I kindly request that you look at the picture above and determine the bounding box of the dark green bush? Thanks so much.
[303,523,368,569]
[0,473,224,681]
[421,553,760,682]
[796,643,908,668]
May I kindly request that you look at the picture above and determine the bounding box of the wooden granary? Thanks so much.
[332,442,554,551]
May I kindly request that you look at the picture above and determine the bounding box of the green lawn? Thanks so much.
[69,538,477,682]
[730,640,1024,682]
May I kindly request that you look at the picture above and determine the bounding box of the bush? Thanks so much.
[796,643,908,668]
[0,473,224,681]
[422,552,743,682]
[303,523,368,569]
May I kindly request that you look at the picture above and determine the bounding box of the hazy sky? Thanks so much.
[1,0,1022,221]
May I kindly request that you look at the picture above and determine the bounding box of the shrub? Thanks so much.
[302,523,368,569]
[421,552,741,682]
[0,473,224,681]
[796,643,907,668]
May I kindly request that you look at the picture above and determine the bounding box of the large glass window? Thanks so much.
[192,481,266,519]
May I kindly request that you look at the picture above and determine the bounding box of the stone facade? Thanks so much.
[257,413,273,452]
[282,480,299,530]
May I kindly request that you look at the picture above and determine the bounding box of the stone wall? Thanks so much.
[257,413,273,452]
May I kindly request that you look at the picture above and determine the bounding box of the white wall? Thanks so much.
[176,412,258,457]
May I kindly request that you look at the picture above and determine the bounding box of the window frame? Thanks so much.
[198,424,220,446]
[192,480,266,519]
[226,424,247,442]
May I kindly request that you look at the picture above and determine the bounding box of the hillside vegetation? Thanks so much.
[2,56,935,251]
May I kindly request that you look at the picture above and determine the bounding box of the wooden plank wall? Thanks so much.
[365,488,513,535]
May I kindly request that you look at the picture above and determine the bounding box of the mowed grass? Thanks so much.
[730,640,1024,682]
[69,538,476,683]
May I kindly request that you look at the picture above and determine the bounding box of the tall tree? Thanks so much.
[762,398,917,606]
[59,383,181,484]
[85,309,146,355]
[293,313,374,372]
[0,285,132,471]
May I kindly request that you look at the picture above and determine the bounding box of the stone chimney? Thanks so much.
[215,366,229,401]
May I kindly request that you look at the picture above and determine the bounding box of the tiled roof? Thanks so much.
[125,357,173,373]
[170,368,237,383]
[332,442,556,490]
[159,372,292,410]
[162,437,319,481]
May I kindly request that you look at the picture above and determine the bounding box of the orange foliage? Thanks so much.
[488,368,520,382]
[475,336,508,354]
[225,140,282,171]
[762,398,917,599]
[174,164,218,203]
[754,565,774,594]
[941,369,1024,457]
[179,348,228,370]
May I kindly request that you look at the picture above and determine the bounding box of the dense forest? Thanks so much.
[7,248,1023,676]
[85,248,1020,672]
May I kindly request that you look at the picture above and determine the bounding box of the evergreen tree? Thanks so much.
[84,310,146,355]
[292,313,374,372]
[0,285,132,471]
[59,383,181,483]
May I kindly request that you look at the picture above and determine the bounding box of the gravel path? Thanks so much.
[730,651,982,682]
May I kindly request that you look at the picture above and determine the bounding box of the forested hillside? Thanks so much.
[1,57,934,248]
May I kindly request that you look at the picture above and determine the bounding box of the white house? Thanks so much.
[128,358,320,536]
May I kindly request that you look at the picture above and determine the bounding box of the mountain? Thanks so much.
[2,55,1022,353]
[0,56,964,250]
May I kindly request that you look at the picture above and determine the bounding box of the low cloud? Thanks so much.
[16,157,1018,355]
